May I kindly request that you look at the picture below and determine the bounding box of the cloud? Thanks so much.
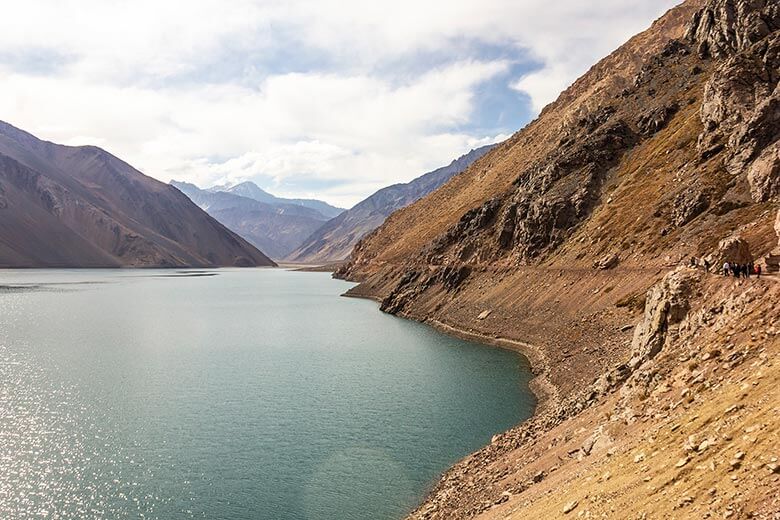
[0,59,509,207]
[0,0,680,207]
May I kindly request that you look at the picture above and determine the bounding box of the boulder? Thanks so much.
[713,236,754,266]
[637,103,680,136]
[595,253,620,270]
[629,268,701,369]
[637,103,679,135]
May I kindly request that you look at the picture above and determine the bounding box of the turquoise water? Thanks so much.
[0,269,534,520]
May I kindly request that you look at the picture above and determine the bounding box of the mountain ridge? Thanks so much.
[219,181,344,219]
[170,180,332,259]
[335,0,780,517]
[286,144,496,263]
[0,120,274,268]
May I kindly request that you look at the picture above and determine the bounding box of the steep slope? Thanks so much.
[171,181,330,260]
[287,145,495,263]
[222,181,344,219]
[335,0,780,518]
[0,121,275,268]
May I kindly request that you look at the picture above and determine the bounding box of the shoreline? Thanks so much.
[341,289,561,420]
[342,289,566,516]
[421,317,559,419]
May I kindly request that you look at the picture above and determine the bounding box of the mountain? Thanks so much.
[221,181,345,219]
[170,181,331,259]
[336,1,780,518]
[286,145,495,263]
[0,121,274,268]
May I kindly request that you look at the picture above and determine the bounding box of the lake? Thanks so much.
[0,269,535,520]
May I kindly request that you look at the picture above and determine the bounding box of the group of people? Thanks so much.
[722,261,761,278]
[688,256,763,278]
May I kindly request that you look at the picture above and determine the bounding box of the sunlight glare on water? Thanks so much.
[0,269,534,520]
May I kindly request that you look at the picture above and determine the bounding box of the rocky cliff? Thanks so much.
[0,121,275,268]
[336,0,779,518]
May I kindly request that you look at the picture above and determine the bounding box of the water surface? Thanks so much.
[0,269,534,519]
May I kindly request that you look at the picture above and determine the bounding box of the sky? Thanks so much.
[0,0,679,208]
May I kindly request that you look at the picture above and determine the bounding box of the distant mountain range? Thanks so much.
[215,182,344,219]
[170,181,343,260]
[172,145,495,264]
[0,121,274,268]
[0,118,493,267]
[286,144,495,263]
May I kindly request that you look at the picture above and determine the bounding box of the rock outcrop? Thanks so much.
[418,118,638,266]
[691,1,780,202]
[776,208,780,241]
[713,235,754,265]
[767,209,780,272]
[628,268,701,369]
[747,138,780,202]
[672,187,710,226]
[684,0,780,58]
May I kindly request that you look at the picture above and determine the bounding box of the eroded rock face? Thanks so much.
[423,118,638,265]
[691,4,780,201]
[684,0,780,59]
[747,140,780,201]
[698,39,779,147]
[775,208,780,243]
[673,188,710,226]
[379,264,472,315]
[629,268,702,369]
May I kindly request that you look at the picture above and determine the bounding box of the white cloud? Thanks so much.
[0,59,507,207]
[0,0,681,207]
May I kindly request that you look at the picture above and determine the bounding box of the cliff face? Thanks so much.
[286,145,495,264]
[0,122,275,268]
[341,0,778,285]
[336,1,779,518]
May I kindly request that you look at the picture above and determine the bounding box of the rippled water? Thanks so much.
[0,269,534,520]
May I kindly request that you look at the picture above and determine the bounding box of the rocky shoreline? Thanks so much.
[423,318,559,419]
[344,286,559,417]
[333,0,780,516]
[341,259,780,519]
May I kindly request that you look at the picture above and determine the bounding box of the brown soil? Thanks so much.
[334,0,780,518]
